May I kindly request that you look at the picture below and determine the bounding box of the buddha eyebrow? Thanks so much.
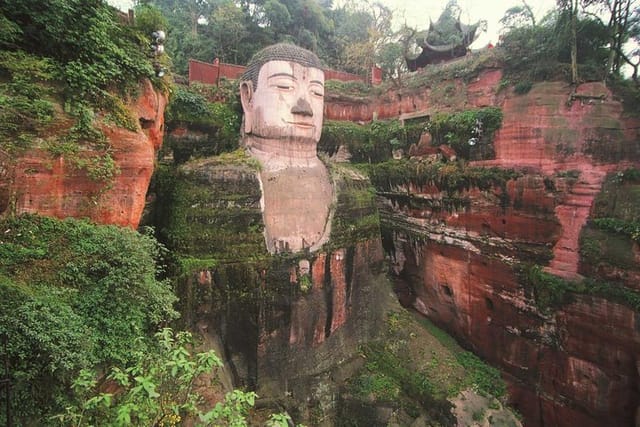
[268,72,296,80]
[310,80,324,86]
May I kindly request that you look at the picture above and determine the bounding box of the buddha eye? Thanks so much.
[310,84,324,98]
[269,77,295,91]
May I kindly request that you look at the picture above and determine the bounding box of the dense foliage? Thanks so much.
[498,1,640,86]
[366,159,519,196]
[427,107,503,160]
[319,119,426,163]
[345,311,509,426]
[0,0,166,189]
[0,215,177,424]
[164,84,242,162]
[0,51,56,152]
[499,11,608,82]
[137,0,640,89]
[55,328,268,427]
[1,0,156,103]
[143,0,399,77]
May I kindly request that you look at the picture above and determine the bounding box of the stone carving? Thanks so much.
[240,43,333,253]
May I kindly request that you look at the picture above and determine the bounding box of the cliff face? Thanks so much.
[324,68,503,122]
[154,153,389,423]
[4,79,167,228]
[327,68,640,426]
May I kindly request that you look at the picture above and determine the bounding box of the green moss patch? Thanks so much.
[427,107,503,160]
[518,264,640,312]
[319,119,426,163]
[342,310,508,426]
[365,159,519,197]
[327,165,381,250]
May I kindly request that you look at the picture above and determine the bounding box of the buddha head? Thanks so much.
[240,44,325,152]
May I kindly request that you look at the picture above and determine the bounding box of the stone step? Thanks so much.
[546,260,578,274]
[552,251,579,263]
[563,195,595,207]
[571,185,601,195]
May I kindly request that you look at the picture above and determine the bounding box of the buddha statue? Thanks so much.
[239,44,333,254]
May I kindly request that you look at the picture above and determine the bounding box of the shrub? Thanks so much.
[513,80,532,94]
[427,107,503,160]
[319,119,427,163]
[592,218,640,242]
[517,264,640,312]
[55,328,260,427]
[518,264,574,311]
[0,51,56,151]
[0,215,177,424]
[164,86,242,162]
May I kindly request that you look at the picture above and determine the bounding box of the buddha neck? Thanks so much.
[246,135,321,171]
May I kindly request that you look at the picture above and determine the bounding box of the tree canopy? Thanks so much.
[142,0,398,76]
[499,0,640,85]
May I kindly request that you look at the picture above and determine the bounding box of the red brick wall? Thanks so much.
[188,60,245,85]
[324,69,365,83]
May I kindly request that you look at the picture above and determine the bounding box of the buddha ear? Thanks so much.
[240,81,253,134]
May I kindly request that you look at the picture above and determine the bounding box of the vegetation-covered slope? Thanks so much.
[0,215,177,422]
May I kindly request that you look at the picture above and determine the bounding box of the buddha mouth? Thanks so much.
[284,119,315,128]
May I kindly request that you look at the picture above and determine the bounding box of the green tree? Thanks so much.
[557,0,580,83]
[328,4,373,70]
[500,7,608,82]
[583,0,640,79]
[148,0,217,74]
[262,0,292,38]
[0,215,177,424]
[377,41,406,85]
[134,3,169,36]
[335,1,394,76]
[54,328,259,427]
[427,0,464,45]
[500,1,537,29]
[207,1,250,63]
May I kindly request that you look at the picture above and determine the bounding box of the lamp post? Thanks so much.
[151,30,166,77]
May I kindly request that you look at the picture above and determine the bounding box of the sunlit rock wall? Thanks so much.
[365,74,640,426]
[5,79,166,228]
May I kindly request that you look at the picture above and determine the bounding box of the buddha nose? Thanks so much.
[291,97,313,117]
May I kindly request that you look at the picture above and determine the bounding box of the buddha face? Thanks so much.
[241,60,324,143]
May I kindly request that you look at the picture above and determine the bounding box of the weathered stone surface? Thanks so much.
[7,79,166,228]
[260,163,333,253]
[483,82,637,278]
[390,237,639,427]
[324,68,503,122]
[375,78,640,426]
[161,156,387,423]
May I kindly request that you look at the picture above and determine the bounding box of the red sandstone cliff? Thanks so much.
[3,79,166,228]
[326,65,640,426]
[327,69,638,280]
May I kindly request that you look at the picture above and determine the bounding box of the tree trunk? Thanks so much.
[570,0,578,84]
